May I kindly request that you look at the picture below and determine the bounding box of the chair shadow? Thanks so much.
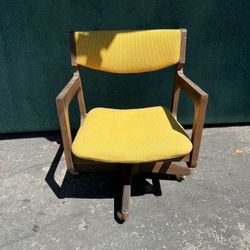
[45,145,175,223]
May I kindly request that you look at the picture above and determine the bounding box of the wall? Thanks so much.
[0,0,249,133]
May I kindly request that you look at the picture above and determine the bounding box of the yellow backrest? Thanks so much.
[74,30,181,73]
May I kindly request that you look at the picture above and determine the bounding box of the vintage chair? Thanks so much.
[56,29,208,221]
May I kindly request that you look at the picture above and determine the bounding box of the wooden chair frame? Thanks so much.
[56,29,208,221]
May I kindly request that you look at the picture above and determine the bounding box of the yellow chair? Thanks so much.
[56,29,208,221]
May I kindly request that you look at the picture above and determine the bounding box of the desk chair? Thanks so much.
[56,29,208,221]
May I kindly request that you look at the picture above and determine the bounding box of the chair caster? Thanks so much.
[69,170,79,175]
[116,210,129,222]
[176,175,186,182]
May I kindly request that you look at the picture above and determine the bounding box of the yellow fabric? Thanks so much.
[74,30,181,73]
[72,107,192,163]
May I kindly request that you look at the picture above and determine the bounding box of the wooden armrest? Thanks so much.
[56,72,81,105]
[171,70,208,168]
[56,71,86,172]
[176,71,208,101]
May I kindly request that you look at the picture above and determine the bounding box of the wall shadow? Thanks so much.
[0,131,61,142]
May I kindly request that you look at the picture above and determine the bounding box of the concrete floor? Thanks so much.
[0,126,250,250]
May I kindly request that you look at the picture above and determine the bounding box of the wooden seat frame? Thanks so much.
[56,29,208,222]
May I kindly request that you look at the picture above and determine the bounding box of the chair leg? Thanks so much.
[166,163,191,182]
[141,162,192,181]
[116,166,132,222]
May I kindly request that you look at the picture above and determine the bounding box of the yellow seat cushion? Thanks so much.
[72,107,192,163]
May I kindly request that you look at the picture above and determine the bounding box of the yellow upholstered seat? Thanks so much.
[72,106,192,163]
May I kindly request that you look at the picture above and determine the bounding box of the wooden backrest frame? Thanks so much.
[70,31,78,71]
[178,28,187,70]
[70,29,186,71]
[70,30,183,73]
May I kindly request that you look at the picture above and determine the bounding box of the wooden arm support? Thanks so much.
[171,70,208,168]
[56,71,86,172]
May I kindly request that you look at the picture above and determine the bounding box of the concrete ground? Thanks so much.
[0,126,250,250]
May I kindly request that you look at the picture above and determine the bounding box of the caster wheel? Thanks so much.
[116,210,129,222]
[176,175,186,182]
[69,170,79,175]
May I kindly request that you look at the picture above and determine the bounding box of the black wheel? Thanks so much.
[116,210,129,222]
[176,175,186,182]
[69,170,79,175]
